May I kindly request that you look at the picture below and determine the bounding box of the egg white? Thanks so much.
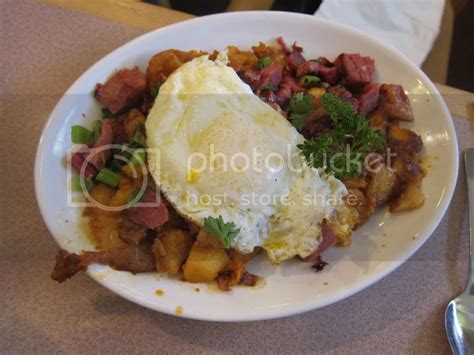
[146,52,346,262]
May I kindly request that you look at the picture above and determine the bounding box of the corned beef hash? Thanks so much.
[52,38,425,291]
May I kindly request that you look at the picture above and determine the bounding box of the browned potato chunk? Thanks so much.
[227,46,258,72]
[183,241,230,283]
[343,175,368,190]
[196,229,223,249]
[153,229,193,275]
[389,183,425,212]
[124,109,146,141]
[391,156,423,185]
[368,108,387,134]
[251,42,286,65]
[387,126,423,156]
[146,49,205,89]
[366,165,398,214]
[88,183,115,206]
[346,189,369,227]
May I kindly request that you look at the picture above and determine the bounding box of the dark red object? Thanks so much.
[276,36,291,54]
[327,85,359,110]
[296,60,323,77]
[70,147,97,181]
[287,50,306,72]
[318,66,340,85]
[357,83,380,116]
[302,221,337,262]
[95,67,146,114]
[256,63,283,90]
[86,119,114,170]
[127,189,170,229]
[336,53,375,89]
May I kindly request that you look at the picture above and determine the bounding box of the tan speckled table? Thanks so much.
[2,1,474,353]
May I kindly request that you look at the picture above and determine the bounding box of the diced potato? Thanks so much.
[368,108,387,134]
[389,183,425,212]
[196,229,223,249]
[153,229,193,275]
[251,43,286,65]
[122,164,145,179]
[88,183,115,206]
[343,175,368,190]
[308,87,326,106]
[345,189,369,227]
[146,49,204,89]
[391,156,423,185]
[227,46,258,72]
[124,109,146,141]
[366,164,398,214]
[83,207,126,251]
[108,178,136,208]
[183,241,230,283]
[387,126,423,155]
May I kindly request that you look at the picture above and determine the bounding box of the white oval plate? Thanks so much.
[35,11,458,321]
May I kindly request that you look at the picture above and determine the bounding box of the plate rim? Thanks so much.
[35,11,459,322]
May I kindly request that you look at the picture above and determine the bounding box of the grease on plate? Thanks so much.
[155,289,165,296]
[175,306,183,315]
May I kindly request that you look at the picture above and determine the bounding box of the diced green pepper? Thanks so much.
[71,125,94,144]
[96,167,121,187]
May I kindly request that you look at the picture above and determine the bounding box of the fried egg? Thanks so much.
[146,52,346,263]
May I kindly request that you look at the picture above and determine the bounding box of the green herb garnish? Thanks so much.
[297,93,384,179]
[258,56,272,69]
[203,215,240,249]
[287,92,314,114]
[302,75,321,88]
[286,92,314,132]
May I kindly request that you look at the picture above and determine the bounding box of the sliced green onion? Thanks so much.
[150,83,162,99]
[71,125,94,144]
[302,75,321,88]
[289,113,308,132]
[130,148,146,166]
[71,175,95,193]
[261,83,278,91]
[102,108,112,118]
[259,56,272,69]
[96,167,121,187]
[92,120,102,142]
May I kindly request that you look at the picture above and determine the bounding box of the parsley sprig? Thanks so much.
[286,92,314,132]
[297,93,384,179]
[203,215,240,249]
